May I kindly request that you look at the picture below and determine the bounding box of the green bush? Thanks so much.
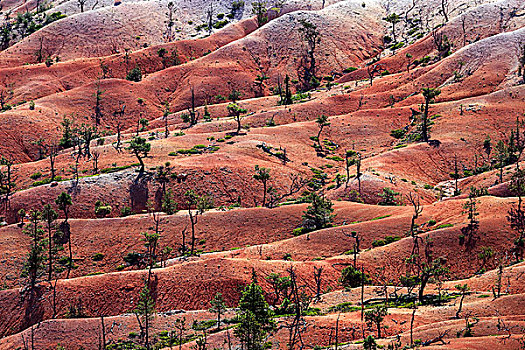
[30,171,42,179]
[213,20,229,29]
[343,67,358,73]
[126,66,142,82]
[340,265,370,289]
[390,128,406,139]
[92,253,105,261]
[326,155,344,162]
[120,206,132,217]
[32,176,62,187]
[436,223,453,229]
[94,200,112,217]
[372,236,400,247]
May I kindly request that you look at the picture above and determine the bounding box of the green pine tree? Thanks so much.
[134,284,155,349]
[235,274,274,350]
[209,292,227,330]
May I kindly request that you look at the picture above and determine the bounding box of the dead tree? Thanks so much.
[285,266,310,350]
[313,266,323,302]
[267,174,308,208]
[344,230,360,267]
[165,2,176,42]
[206,3,214,36]
[45,143,59,181]
[77,0,87,12]
[93,81,104,127]
[92,151,100,174]
[422,330,449,346]
[440,0,449,23]
[367,63,384,86]
[406,192,422,237]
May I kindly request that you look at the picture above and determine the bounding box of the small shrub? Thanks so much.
[436,223,453,229]
[340,265,370,289]
[120,206,132,217]
[213,20,229,29]
[390,128,406,139]
[343,67,358,73]
[92,253,105,261]
[126,66,142,82]
[94,200,112,218]
[30,171,42,180]
[372,236,400,247]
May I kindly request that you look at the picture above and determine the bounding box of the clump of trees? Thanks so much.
[508,164,525,262]
[21,192,75,289]
[365,305,388,338]
[460,187,480,247]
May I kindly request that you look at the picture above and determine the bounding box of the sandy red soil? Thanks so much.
[1,0,525,348]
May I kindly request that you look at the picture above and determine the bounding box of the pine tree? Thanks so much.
[41,203,58,281]
[134,284,155,349]
[301,193,334,231]
[420,87,441,142]
[21,210,45,288]
[56,192,73,277]
[209,292,227,330]
[235,274,274,350]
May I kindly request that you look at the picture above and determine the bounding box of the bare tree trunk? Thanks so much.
[361,266,365,321]
[101,316,106,350]
[410,308,416,346]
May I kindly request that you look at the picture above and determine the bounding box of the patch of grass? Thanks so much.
[436,223,453,229]
[326,155,344,162]
[100,165,132,174]
[32,176,63,187]
[192,319,217,331]
[86,272,103,276]
[371,215,391,221]
[372,235,401,247]
[328,302,359,313]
